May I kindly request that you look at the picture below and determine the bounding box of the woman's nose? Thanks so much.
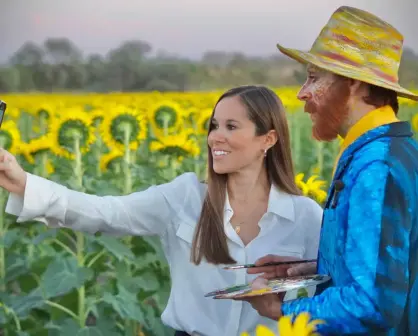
[208,128,227,144]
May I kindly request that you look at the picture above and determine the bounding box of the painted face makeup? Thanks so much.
[298,65,351,141]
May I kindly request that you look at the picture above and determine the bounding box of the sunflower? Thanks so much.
[19,134,52,164]
[412,114,418,133]
[27,103,54,119]
[0,120,22,155]
[99,148,124,172]
[45,159,55,175]
[150,130,200,158]
[49,108,95,159]
[241,312,324,336]
[5,106,21,120]
[305,175,328,204]
[100,104,147,151]
[295,173,328,204]
[295,173,309,195]
[148,100,183,137]
[89,107,105,123]
[274,87,304,111]
[196,108,213,135]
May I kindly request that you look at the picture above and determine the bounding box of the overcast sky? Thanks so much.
[1,0,417,62]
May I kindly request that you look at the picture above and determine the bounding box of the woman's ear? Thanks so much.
[264,129,278,149]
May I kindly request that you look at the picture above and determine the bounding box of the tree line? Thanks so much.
[1,37,417,93]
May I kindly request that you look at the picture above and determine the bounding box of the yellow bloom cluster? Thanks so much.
[242,312,324,336]
[0,88,415,204]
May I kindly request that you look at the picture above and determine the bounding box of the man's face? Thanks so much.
[297,65,351,141]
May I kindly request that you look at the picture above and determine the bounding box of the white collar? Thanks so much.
[224,184,295,227]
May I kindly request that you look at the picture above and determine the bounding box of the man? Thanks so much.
[240,6,418,335]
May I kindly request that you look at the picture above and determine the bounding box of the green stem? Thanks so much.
[293,115,301,173]
[39,113,48,135]
[0,303,21,331]
[94,123,103,178]
[61,230,77,247]
[40,151,48,178]
[73,135,86,328]
[76,233,85,327]
[163,116,169,137]
[316,141,324,177]
[45,300,79,320]
[121,125,138,334]
[86,249,105,268]
[194,158,201,180]
[123,124,132,195]
[0,191,6,292]
[74,136,83,188]
[52,238,77,258]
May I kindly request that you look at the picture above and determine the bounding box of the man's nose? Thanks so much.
[297,88,312,101]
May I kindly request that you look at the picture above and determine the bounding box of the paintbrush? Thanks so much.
[223,258,317,270]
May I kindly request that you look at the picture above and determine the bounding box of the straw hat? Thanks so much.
[277,6,418,101]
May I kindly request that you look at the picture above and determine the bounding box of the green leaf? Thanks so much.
[77,327,105,336]
[31,228,58,245]
[40,256,93,299]
[95,236,135,261]
[5,252,30,282]
[0,228,21,247]
[6,290,45,318]
[102,283,146,325]
[143,304,173,336]
[0,308,7,324]
[119,272,159,293]
[45,318,80,336]
[89,306,121,336]
[142,236,167,262]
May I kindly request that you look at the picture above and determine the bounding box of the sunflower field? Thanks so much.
[0,88,417,335]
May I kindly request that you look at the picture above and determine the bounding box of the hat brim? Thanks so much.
[277,44,418,101]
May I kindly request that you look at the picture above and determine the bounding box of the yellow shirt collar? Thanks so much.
[332,105,399,177]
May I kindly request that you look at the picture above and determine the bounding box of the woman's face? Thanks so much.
[207,96,274,174]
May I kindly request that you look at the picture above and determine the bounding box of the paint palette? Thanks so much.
[205,274,331,300]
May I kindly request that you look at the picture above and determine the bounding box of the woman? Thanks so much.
[0,85,323,336]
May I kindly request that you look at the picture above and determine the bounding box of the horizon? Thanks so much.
[2,0,417,63]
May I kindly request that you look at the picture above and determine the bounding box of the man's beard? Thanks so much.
[306,79,351,142]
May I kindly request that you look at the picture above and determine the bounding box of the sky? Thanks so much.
[1,0,417,62]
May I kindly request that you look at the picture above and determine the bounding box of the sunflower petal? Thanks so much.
[293,312,311,334]
[255,324,277,336]
[278,315,294,335]
[304,319,326,334]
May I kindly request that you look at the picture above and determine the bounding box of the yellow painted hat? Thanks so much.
[277,6,418,101]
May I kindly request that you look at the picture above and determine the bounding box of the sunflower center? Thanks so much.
[58,120,89,151]
[154,107,178,129]
[110,115,140,144]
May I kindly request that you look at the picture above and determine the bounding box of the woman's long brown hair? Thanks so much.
[191,85,301,265]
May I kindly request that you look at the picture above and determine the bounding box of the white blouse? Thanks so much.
[5,172,323,336]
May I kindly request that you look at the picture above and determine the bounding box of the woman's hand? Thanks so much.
[0,148,27,196]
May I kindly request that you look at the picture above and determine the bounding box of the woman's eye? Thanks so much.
[227,124,236,130]
[210,123,219,130]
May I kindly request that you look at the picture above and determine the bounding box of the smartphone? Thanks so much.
[0,100,6,128]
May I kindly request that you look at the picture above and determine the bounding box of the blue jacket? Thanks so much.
[281,121,418,335]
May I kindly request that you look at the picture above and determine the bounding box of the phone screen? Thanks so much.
[0,100,6,128]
